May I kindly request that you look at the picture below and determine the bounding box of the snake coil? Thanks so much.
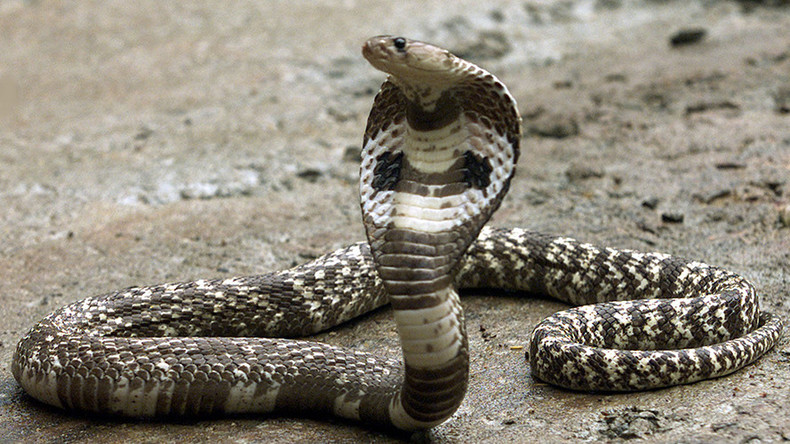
[12,36,782,431]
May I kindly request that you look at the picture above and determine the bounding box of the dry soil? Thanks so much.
[1,1,789,443]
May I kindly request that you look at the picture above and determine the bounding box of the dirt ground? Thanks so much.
[1,0,788,442]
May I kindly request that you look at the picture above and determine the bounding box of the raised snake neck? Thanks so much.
[12,36,783,431]
[359,36,519,427]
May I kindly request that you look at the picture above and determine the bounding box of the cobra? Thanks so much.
[12,36,783,431]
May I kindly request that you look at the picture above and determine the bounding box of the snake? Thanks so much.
[12,36,783,431]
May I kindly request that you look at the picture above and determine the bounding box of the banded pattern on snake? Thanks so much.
[12,36,783,431]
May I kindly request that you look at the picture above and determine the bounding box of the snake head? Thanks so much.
[362,36,466,88]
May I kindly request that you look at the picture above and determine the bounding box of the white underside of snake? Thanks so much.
[12,36,783,431]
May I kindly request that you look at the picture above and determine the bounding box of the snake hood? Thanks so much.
[359,35,523,428]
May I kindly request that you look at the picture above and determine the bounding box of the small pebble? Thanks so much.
[670,28,707,47]
[296,168,323,183]
[694,189,732,204]
[685,101,740,115]
[343,145,360,163]
[715,162,746,170]
[604,73,627,83]
[641,197,660,210]
[553,80,573,89]
[134,125,154,141]
[661,212,684,223]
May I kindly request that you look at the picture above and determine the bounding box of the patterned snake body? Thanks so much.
[12,36,783,431]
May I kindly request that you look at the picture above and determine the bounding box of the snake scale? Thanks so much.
[12,36,783,431]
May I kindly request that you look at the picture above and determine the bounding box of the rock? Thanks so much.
[553,80,573,89]
[598,407,672,440]
[685,101,740,115]
[714,161,746,170]
[604,73,627,83]
[134,125,154,141]
[694,189,732,204]
[669,28,707,47]
[661,212,685,223]
[343,145,360,163]
[296,168,324,183]
[641,197,660,210]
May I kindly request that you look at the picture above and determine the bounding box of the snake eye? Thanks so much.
[393,37,407,51]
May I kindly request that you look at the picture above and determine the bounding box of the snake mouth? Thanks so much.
[361,38,385,60]
[362,36,404,73]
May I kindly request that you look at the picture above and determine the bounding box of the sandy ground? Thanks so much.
[1,0,788,442]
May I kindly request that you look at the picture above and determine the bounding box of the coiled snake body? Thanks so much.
[12,36,783,431]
